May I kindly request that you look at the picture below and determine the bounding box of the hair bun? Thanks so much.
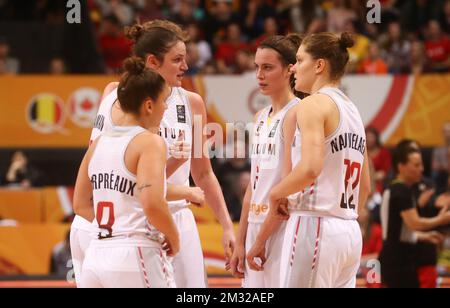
[125,24,144,42]
[339,32,355,49]
[285,33,303,49]
[123,57,146,75]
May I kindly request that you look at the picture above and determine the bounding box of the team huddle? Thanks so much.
[72,20,370,288]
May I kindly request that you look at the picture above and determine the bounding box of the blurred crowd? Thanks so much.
[0,0,450,75]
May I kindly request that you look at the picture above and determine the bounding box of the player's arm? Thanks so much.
[166,184,205,206]
[166,131,192,178]
[269,97,325,201]
[138,135,179,255]
[73,140,98,222]
[229,182,251,277]
[187,91,235,258]
[246,107,297,271]
[401,206,450,232]
[358,147,372,217]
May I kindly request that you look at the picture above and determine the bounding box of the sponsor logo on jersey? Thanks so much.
[177,105,186,123]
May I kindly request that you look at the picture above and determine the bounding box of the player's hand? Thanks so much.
[229,243,245,278]
[418,189,435,208]
[162,237,180,257]
[419,231,445,245]
[437,205,450,225]
[223,229,236,269]
[269,195,290,220]
[435,193,450,209]
[187,187,205,207]
[246,240,266,271]
[169,131,191,161]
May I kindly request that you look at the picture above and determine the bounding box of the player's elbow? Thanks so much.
[303,163,323,180]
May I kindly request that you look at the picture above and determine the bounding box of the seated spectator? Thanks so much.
[327,0,357,34]
[0,59,7,75]
[204,0,239,45]
[3,151,41,188]
[424,20,450,73]
[409,40,428,74]
[379,141,450,288]
[137,0,166,23]
[50,231,72,279]
[186,22,212,71]
[234,49,254,74]
[216,141,251,222]
[358,41,389,75]
[95,0,135,26]
[366,127,392,194]
[432,122,450,194]
[0,37,20,74]
[171,0,204,27]
[239,0,274,40]
[98,15,132,74]
[215,23,249,74]
[49,57,67,75]
[252,17,279,51]
[343,19,370,73]
[438,0,450,34]
[380,21,412,74]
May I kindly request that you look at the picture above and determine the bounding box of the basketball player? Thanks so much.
[70,65,205,287]
[91,20,235,288]
[247,32,372,288]
[229,34,302,288]
[73,57,178,288]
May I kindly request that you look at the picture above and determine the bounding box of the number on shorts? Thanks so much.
[340,159,362,210]
[96,201,115,239]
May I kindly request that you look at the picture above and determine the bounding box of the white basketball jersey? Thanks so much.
[159,87,193,211]
[90,88,118,144]
[72,88,119,232]
[249,99,300,224]
[88,126,166,244]
[288,87,366,220]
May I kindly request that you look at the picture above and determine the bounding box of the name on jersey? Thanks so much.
[331,133,366,155]
[93,114,105,132]
[251,143,276,156]
[159,127,186,141]
[90,173,137,197]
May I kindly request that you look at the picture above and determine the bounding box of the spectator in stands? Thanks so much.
[3,151,41,188]
[252,17,279,51]
[327,0,357,34]
[98,15,132,74]
[172,0,204,27]
[50,231,72,279]
[424,20,450,73]
[186,22,212,71]
[366,127,392,194]
[438,0,450,34]
[239,0,273,40]
[95,0,135,26]
[379,141,450,288]
[380,21,412,74]
[358,41,389,74]
[432,122,450,194]
[0,37,20,74]
[136,0,166,23]
[216,140,251,222]
[49,57,67,75]
[234,49,254,74]
[203,0,239,45]
[0,58,7,75]
[409,40,428,74]
[401,0,441,35]
[343,19,370,73]
[215,22,249,74]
